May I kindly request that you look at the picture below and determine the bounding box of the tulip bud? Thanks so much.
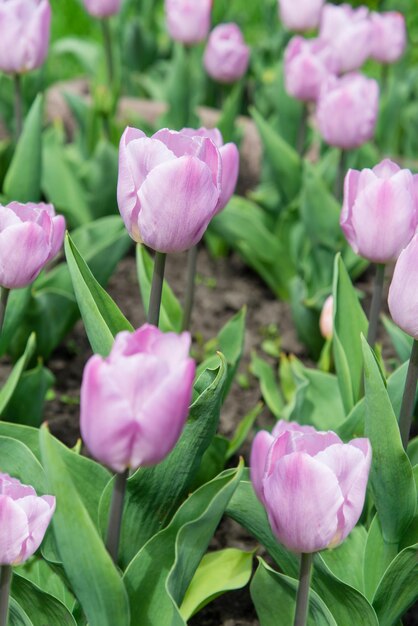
[203,23,250,84]
[165,0,212,45]
[250,420,371,553]
[0,0,51,75]
[180,126,239,210]
[319,295,333,339]
[80,324,196,473]
[370,12,407,64]
[340,159,418,264]
[316,73,379,150]
[0,202,65,289]
[117,126,222,253]
[278,0,324,32]
[82,0,122,18]
[388,234,418,339]
[320,4,372,74]
[284,36,338,102]
[0,474,55,565]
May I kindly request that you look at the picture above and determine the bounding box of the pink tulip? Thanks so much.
[278,0,324,32]
[203,23,250,84]
[82,0,122,18]
[180,126,239,210]
[251,420,371,553]
[341,159,418,264]
[80,324,196,473]
[319,295,333,339]
[388,234,418,339]
[370,12,407,64]
[0,0,51,75]
[316,73,379,150]
[320,4,372,73]
[0,202,65,289]
[0,474,55,565]
[165,0,212,45]
[284,36,338,102]
[117,126,222,253]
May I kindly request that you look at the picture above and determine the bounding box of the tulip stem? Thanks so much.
[367,263,385,347]
[0,288,9,335]
[182,245,198,331]
[334,149,347,201]
[101,18,114,86]
[398,339,418,448]
[297,104,308,156]
[0,566,12,626]
[14,74,23,141]
[148,251,166,327]
[293,552,313,626]
[106,469,129,564]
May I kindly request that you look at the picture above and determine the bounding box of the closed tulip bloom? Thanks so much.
[0,474,55,565]
[320,4,371,74]
[82,0,122,18]
[251,420,371,553]
[80,324,196,473]
[204,23,250,84]
[388,234,418,339]
[316,73,379,150]
[0,0,51,75]
[341,159,418,263]
[0,203,65,289]
[278,0,324,32]
[284,36,338,102]
[181,126,239,210]
[370,12,407,64]
[165,0,211,45]
[319,295,333,339]
[117,127,222,253]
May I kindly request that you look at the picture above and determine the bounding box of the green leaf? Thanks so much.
[65,232,133,356]
[363,515,398,602]
[11,575,76,626]
[382,314,413,363]
[189,435,229,490]
[217,81,244,143]
[39,426,130,626]
[2,363,54,427]
[320,526,367,593]
[0,435,47,493]
[0,287,31,356]
[300,165,342,249]
[180,547,253,619]
[250,353,282,419]
[227,402,264,459]
[362,336,417,543]
[123,463,243,626]
[4,95,43,202]
[9,598,33,626]
[0,333,36,415]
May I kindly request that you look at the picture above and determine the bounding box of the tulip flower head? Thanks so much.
[388,234,418,339]
[82,0,122,18]
[284,36,338,102]
[0,473,55,565]
[80,324,196,473]
[0,0,51,75]
[319,295,333,339]
[370,12,407,64]
[117,126,222,253]
[203,23,250,84]
[316,73,379,150]
[165,0,212,45]
[341,159,418,264]
[278,0,324,32]
[0,202,65,289]
[251,420,371,553]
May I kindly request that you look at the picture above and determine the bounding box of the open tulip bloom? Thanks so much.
[165,0,212,45]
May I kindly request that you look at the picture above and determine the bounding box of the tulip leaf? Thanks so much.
[227,401,264,459]
[11,574,76,626]
[3,94,43,202]
[0,333,36,415]
[39,426,130,626]
[65,232,133,356]
[300,165,342,250]
[0,422,40,459]
[0,286,32,356]
[363,515,398,602]
[136,244,183,332]
[9,598,33,626]
[382,314,413,363]
[332,254,368,412]
[251,558,337,626]
[179,547,254,620]
[250,353,283,419]
[0,435,47,494]
[362,336,417,543]
[320,526,367,593]
[2,363,54,427]
[123,463,243,626]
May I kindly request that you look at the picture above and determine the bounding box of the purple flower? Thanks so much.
[284,36,338,102]
[82,0,122,18]
[165,0,212,45]
[370,11,407,64]
[388,234,418,339]
[203,23,250,84]
[278,0,324,32]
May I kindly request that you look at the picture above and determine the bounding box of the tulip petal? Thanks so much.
[217,143,239,211]
[250,430,275,504]
[48,215,66,261]
[117,127,148,237]
[388,233,418,339]
[0,222,50,288]
[0,495,29,565]
[16,495,55,562]
[373,158,401,179]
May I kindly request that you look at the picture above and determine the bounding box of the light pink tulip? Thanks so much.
[117,126,222,253]
[181,126,239,210]
[203,23,250,84]
[320,295,333,339]
[320,4,372,73]
[165,0,212,45]
[370,12,407,64]
[388,234,418,339]
[82,0,122,18]
[0,203,65,289]
[278,0,324,32]
[80,324,196,473]
[341,159,418,264]
[0,0,51,75]
[0,474,55,565]
[251,420,371,553]
[284,36,338,102]
[316,73,379,150]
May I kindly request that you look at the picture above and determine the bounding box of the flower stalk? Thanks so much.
[294,552,313,626]
[148,251,167,327]
[367,263,385,347]
[182,245,198,331]
[0,288,9,335]
[0,566,12,626]
[398,339,418,448]
[106,469,129,564]
[14,74,22,140]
